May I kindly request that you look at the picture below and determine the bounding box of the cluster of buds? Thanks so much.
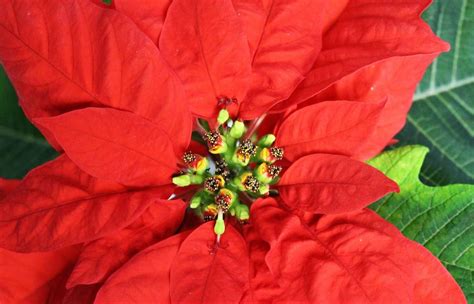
[173,108,284,236]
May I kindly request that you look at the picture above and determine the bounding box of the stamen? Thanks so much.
[204,176,224,192]
[215,159,231,179]
[203,204,218,221]
[239,139,257,157]
[215,191,233,212]
[203,131,227,154]
[243,175,260,193]
[268,165,282,179]
[270,147,284,160]
[182,151,196,164]
[215,196,230,212]
[203,131,220,149]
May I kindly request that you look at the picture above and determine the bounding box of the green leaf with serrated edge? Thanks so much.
[396,0,474,186]
[369,145,473,302]
[0,66,57,178]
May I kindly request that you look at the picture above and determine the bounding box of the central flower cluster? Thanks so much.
[172,109,283,236]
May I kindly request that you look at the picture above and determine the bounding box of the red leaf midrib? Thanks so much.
[0,185,164,222]
[298,216,374,302]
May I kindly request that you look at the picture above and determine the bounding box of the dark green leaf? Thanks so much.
[0,66,57,179]
[369,146,473,301]
[397,0,474,186]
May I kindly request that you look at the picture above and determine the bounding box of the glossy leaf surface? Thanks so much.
[37,108,178,187]
[67,199,186,288]
[95,232,190,304]
[278,154,399,214]
[276,100,385,161]
[250,198,466,303]
[170,222,248,304]
[0,155,171,252]
[369,145,474,301]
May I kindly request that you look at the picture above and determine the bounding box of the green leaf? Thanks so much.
[396,0,474,186]
[0,66,57,179]
[369,146,473,302]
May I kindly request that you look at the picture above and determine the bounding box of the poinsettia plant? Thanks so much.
[0,0,469,303]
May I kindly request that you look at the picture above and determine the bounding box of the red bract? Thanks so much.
[66,198,186,288]
[0,246,80,303]
[245,198,466,303]
[0,0,466,303]
[0,180,81,303]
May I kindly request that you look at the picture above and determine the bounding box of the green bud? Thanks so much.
[189,175,204,185]
[217,109,230,125]
[230,120,246,138]
[172,175,191,187]
[235,204,249,221]
[259,184,270,196]
[190,195,202,208]
[233,176,246,192]
[214,218,226,235]
[172,174,203,187]
[258,134,276,147]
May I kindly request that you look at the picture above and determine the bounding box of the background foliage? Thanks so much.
[0,66,57,178]
[369,146,473,302]
[396,0,474,186]
[0,0,472,300]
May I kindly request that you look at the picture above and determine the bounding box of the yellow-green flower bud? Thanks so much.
[235,204,250,222]
[172,174,203,187]
[190,195,202,209]
[230,120,246,138]
[259,184,270,196]
[172,175,191,187]
[217,109,230,125]
[258,134,276,147]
